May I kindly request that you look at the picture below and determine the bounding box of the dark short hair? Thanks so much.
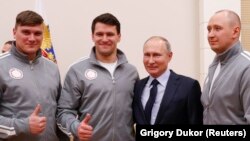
[15,10,44,28]
[91,13,120,34]
[4,40,14,45]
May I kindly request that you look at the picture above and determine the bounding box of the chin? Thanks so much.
[25,49,39,54]
[211,46,218,51]
[148,71,157,77]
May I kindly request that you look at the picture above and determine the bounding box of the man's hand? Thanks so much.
[29,104,47,134]
[78,114,93,141]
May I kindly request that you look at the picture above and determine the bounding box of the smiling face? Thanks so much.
[13,10,44,60]
[92,22,121,62]
[143,38,172,78]
[13,24,43,60]
[207,11,240,54]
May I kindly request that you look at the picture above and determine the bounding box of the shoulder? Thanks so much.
[41,57,58,69]
[233,51,250,71]
[172,73,201,93]
[240,51,250,64]
[179,74,197,82]
[124,63,138,72]
[68,56,90,70]
[136,77,148,86]
[0,52,11,60]
[64,56,90,77]
[171,70,199,85]
[0,52,12,67]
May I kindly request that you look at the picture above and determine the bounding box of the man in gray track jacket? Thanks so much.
[0,10,61,140]
[57,13,139,141]
[202,9,250,124]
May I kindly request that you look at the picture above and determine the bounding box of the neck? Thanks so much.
[96,53,117,63]
[15,46,36,61]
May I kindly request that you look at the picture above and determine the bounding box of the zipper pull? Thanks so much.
[29,60,34,70]
[112,76,115,84]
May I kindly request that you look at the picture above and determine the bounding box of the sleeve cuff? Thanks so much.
[70,120,80,138]
[13,117,30,135]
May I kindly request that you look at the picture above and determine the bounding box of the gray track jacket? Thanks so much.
[57,47,139,141]
[0,45,61,141]
[202,41,250,124]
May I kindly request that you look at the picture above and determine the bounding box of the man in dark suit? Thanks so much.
[133,36,203,125]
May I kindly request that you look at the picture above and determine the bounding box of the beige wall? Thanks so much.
[1,0,200,82]
[241,0,250,51]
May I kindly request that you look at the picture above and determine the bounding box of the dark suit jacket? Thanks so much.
[133,70,203,124]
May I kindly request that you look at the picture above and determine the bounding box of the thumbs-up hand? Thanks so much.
[29,104,47,135]
[77,114,93,141]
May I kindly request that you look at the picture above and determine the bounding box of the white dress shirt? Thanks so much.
[141,69,171,124]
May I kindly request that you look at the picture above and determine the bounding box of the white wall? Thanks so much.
[1,0,199,82]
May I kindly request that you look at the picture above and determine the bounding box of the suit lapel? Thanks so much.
[138,77,149,124]
[155,70,180,124]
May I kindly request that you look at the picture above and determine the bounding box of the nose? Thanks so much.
[28,34,36,41]
[102,35,108,42]
[148,56,155,64]
[208,30,214,38]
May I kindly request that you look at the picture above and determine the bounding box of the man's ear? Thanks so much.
[13,28,16,39]
[168,52,173,62]
[117,33,121,43]
[232,26,240,38]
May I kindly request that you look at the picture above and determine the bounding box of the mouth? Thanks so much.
[147,66,157,70]
[99,44,111,48]
[209,41,218,45]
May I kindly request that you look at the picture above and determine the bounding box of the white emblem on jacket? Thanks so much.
[9,68,23,79]
[85,69,97,80]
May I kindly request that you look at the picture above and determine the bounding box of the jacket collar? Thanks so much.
[89,46,128,67]
[210,41,242,67]
[138,70,180,124]
[155,70,179,124]
[10,42,42,64]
